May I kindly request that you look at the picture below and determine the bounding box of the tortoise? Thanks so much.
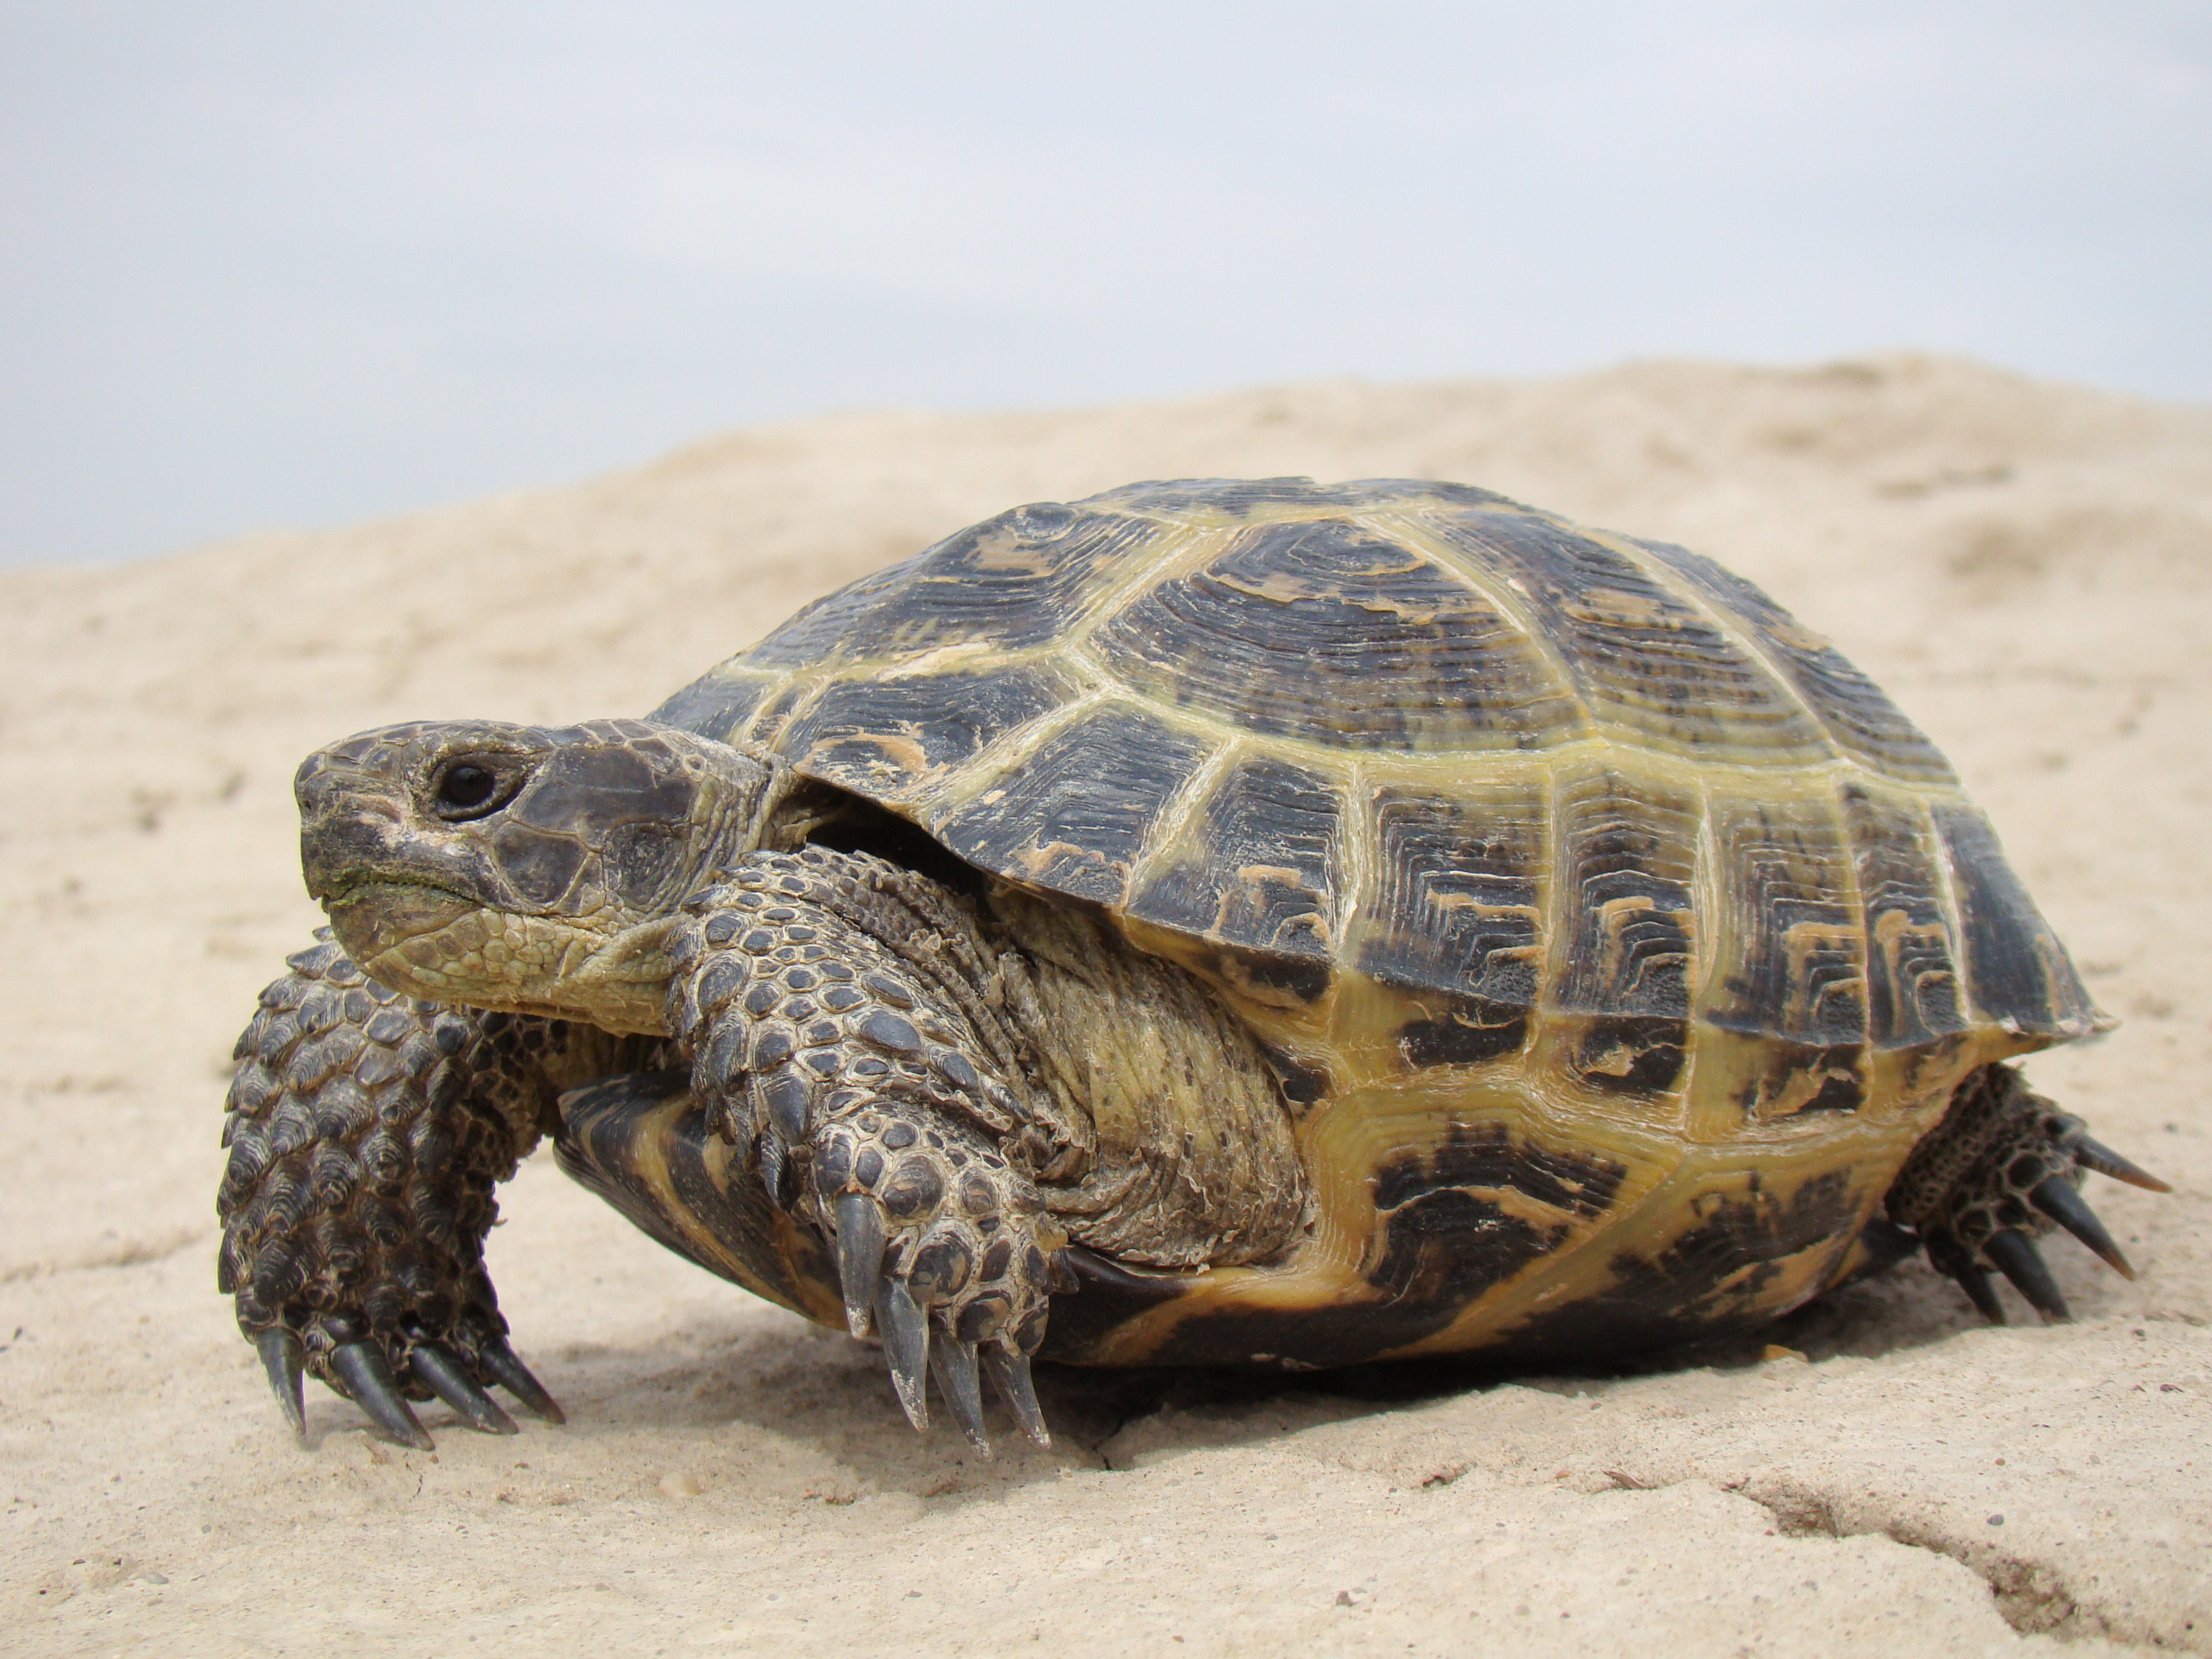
[218,476,2168,1454]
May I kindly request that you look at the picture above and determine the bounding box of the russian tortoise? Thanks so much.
[219,476,2167,1454]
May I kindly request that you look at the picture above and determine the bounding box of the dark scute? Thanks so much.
[1637,538,1955,781]
[1358,782,1545,1007]
[553,1071,830,1319]
[1800,1066,1866,1112]
[940,706,1208,906]
[732,561,923,669]
[1397,999,1528,1068]
[1365,1189,1551,1327]
[1225,945,1336,1005]
[1037,1246,1194,1360]
[1704,803,1867,1046]
[1089,518,1578,750]
[1127,756,1340,966]
[1555,771,1698,1018]
[776,665,1075,790]
[1935,806,2097,1038]
[1043,1245,1454,1370]
[1571,1015,1687,1096]
[1730,1040,1868,1118]
[485,824,589,908]
[1502,1169,1863,1363]
[744,504,1163,667]
[1256,1043,1332,1107]
[1840,785,1968,1048]
[1435,512,1818,751]
[650,675,766,743]
[1047,1129,1626,1369]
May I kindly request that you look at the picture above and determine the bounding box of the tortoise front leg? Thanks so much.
[1886,1062,2170,1322]
[669,847,1071,1453]
[218,930,625,1448]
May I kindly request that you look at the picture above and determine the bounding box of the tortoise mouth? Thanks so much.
[319,878,481,950]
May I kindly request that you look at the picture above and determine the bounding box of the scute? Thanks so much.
[1125,755,1344,977]
[1839,785,1969,1048]
[1429,508,1831,764]
[935,703,1210,908]
[773,663,1080,805]
[746,501,1167,665]
[1089,517,1583,751]
[1637,537,1957,783]
[1358,776,1547,1069]
[1934,805,2099,1040]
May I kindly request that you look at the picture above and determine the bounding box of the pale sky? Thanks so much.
[3,1,2207,564]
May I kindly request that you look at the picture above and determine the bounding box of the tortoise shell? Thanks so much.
[647,477,2099,1366]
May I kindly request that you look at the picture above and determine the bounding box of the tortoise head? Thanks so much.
[296,718,789,1033]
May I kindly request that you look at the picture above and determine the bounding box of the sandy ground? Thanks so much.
[1,354,2208,1656]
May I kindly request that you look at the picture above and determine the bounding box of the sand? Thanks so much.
[1,353,2206,1656]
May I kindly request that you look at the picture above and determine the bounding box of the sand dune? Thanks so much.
[1,354,2206,1655]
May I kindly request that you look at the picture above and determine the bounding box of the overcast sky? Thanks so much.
[2,2,2207,565]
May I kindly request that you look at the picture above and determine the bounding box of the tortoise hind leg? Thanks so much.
[1885,1063,2170,1323]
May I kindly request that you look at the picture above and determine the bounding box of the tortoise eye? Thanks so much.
[431,759,513,821]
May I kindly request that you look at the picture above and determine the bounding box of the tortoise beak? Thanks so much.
[294,725,521,913]
[296,744,417,905]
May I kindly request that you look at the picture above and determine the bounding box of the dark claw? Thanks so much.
[257,1328,307,1445]
[876,1278,931,1432]
[479,1338,565,1425]
[1985,1229,2072,1323]
[2032,1177,2136,1279]
[758,1125,792,1209]
[981,1345,1050,1448]
[330,1342,434,1450]
[1954,1262,2008,1324]
[835,1192,886,1339]
[412,1343,519,1435]
[928,1331,991,1456]
[2074,1137,2172,1194]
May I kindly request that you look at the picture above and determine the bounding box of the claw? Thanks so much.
[1954,1262,2008,1324]
[330,1342,434,1450]
[412,1343,519,1434]
[2074,1137,2171,1194]
[479,1338,565,1425]
[981,1345,1050,1448]
[928,1330,991,1456]
[875,1278,931,1432]
[2031,1177,2136,1279]
[758,1125,792,1209]
[1985,1229,2071,1322]
[835,1192,886,1338]
[257,1329,308,1445]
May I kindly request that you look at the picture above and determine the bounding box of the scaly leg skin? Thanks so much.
[1886,1062,2170,1324]
[220,929,623,1448]
[669,847,1072,1454]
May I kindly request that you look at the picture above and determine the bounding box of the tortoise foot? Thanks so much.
[1887,1063,2168,1324]
[811,1107,1061,1453]
[219,933,570,1450]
